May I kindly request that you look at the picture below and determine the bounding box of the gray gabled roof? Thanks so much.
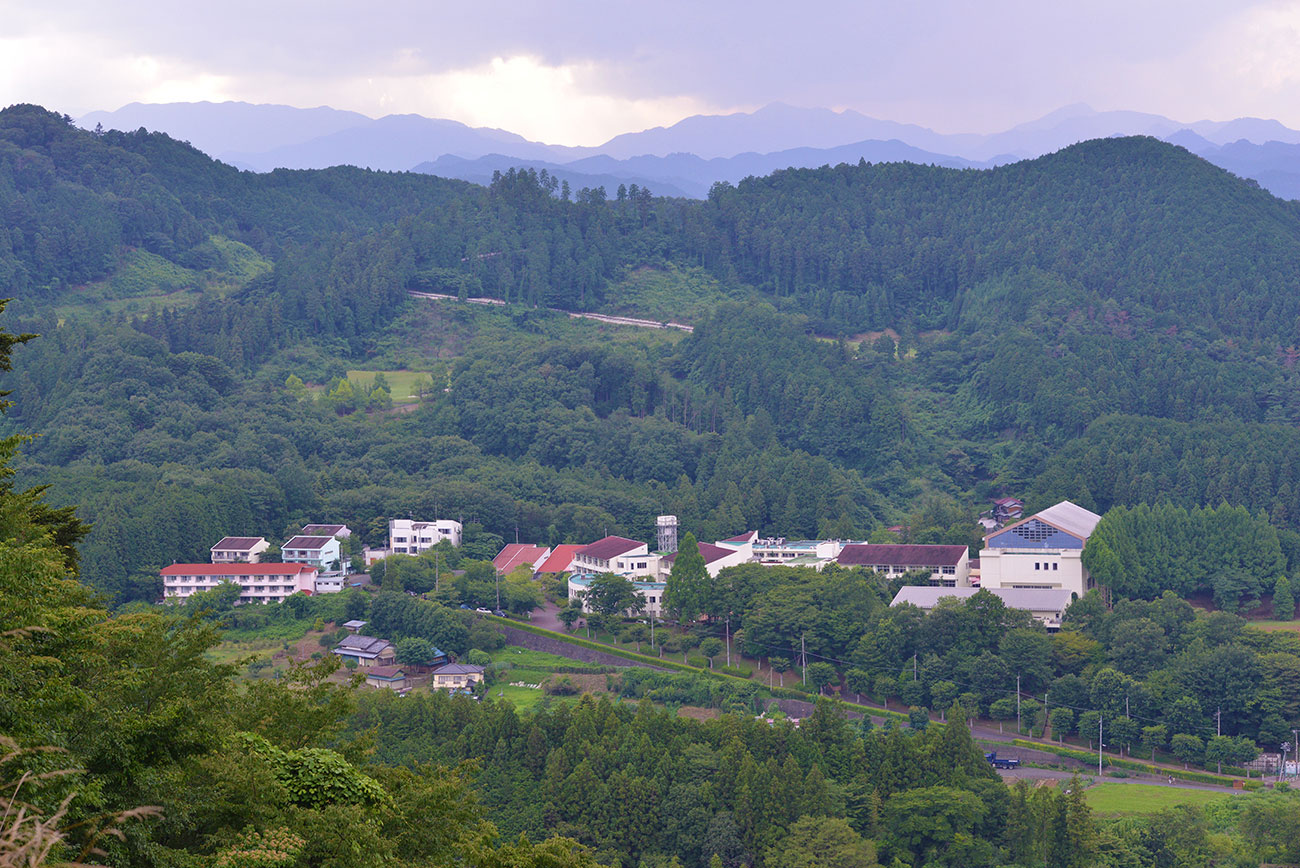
[1033,501,1101,540]
[435,663,484,675]
[333,635,392,656]
[891,586,1075,613]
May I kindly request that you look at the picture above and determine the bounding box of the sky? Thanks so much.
[3,0,1300,145]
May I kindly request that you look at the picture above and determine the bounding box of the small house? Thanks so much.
[365,665,410,691]
[431,663,485,690]
[332,634,395,668]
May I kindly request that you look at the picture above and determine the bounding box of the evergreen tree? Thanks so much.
[1274,575,1296,621]
[664,532,708,623]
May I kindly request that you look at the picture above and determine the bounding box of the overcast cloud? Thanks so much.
[2,0,1297,144]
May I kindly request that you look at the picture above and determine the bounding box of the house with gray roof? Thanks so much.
[332,634,395,668]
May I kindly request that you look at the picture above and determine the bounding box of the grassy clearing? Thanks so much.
[347,370,434,403]
[1247,619,1300,632]
[600,263,746,323]
[1085,783,1235,816]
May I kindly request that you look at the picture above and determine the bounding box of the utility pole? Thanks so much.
[1216,708,1222,737]
[801,634,807,686]
[725,615,731,667]
[1293,729,1299,779]
[1099,715,1104,776]
[1125,694,1130,718]
[1016,675,1022,734]
[913,653,917,680]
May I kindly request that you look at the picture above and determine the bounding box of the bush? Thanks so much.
[545,676,580,696]
[465,649,492,666]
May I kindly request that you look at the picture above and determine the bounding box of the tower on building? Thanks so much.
[656,515,679,553]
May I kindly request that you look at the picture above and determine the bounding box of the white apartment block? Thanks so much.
[388,518,462,554]
[210,536,270,563]
[281,535,342,570]
[160,563,318,604]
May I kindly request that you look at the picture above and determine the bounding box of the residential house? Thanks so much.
[431,663,484,691]
[160,563,317,604]
[332,634,395,668]
[210,536,270,563]
[342,619,368,633]
[493,544,552,575]
[364,665,410,691]
[979,500,1101,597]
[281,535,342,571]
[302,524,352,539]
[991,497,1025,523]
[837,544,972,587]
[890,586,1076,630]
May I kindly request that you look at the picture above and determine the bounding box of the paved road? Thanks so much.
[996,765,1241,792]
[410,291,694,332]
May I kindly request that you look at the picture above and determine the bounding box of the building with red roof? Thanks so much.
[664,541,752,577]
[571,536,650,574]
[493,544,552,575]
[535,544,584,575]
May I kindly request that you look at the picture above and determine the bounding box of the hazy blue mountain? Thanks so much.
[412,153,696,199]
[77,101,372,167]
[218,114,573,172]
[76,100,1300,200]
[587,102,970,160]
[417,139,977,198]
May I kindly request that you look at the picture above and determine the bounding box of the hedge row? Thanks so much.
[1008,740,1239,786]
[486,616,710,676]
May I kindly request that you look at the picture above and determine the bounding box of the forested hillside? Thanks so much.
[8,101,1300,604]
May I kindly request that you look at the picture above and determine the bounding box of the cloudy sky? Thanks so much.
[3,0,1299,145]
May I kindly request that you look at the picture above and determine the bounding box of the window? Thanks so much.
[394,536,406,542]
[1034,563,1040,570]
[1052,563,1059,571]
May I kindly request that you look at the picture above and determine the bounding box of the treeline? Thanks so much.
[352,689,1095,868]
[1082,502,1287,610]
[1031,414,1300,532]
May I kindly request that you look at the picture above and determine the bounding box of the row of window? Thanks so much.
[166,584,297,595]
[1033,562,1060,571]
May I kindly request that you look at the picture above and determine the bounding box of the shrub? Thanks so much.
[545,676,580,696]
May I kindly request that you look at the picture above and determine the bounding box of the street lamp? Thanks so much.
[1281,742,1291,784]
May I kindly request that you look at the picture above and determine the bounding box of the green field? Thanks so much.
[347,369,434,403]
[1085,782,1235,815]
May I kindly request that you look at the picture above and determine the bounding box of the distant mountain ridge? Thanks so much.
[77,100,1300,200]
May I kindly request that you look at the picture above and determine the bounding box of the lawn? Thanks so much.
[1085,782,1236,816]
[347,369,434,403]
